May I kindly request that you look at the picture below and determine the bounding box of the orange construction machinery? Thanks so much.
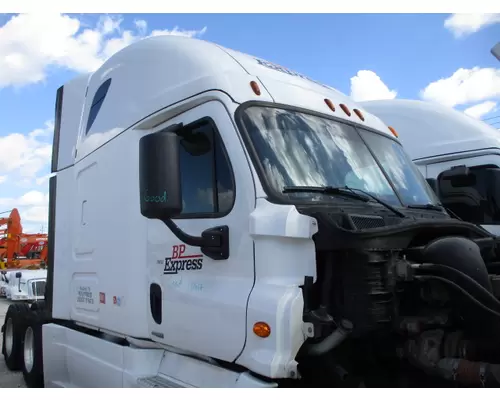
[0,208,47,270]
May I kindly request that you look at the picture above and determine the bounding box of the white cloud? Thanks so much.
[134,19,148,36]
[444,13,500,38]
[0,176,6,184]
[151,26,208,38]
[0,190,48,208]
[463,101,497,119]
[0,121,53,182]
[420,67,500,108]
[349,70,397,102]
[0,190,49,232]
[0,14,207,89]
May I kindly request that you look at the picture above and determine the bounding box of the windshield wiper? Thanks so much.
[283,185,370,202]
[282,185,406,218]
[407,203,444,211]
[408,203,463,220]
[342,186,406,218]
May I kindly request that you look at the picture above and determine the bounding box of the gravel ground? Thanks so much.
[0,298,26,388]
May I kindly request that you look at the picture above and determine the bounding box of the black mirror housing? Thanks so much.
[15,272,22,278]
[139,130,183,220]
[138,124,230,261]
[439,165,476,188]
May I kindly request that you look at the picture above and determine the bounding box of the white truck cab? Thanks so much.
[0,271,8,297]
[4,35,500,389]
[361,99,500,236]
[4,269,47,302]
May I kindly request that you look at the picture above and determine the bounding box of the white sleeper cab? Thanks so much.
[362,99,500,237]
[3,36,500,388]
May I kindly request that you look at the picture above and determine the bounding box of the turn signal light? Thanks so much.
[253,322,271,338]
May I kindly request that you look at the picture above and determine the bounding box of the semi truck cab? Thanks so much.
[4,36,500,388]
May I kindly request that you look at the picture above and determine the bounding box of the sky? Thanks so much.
[0,12,499,233]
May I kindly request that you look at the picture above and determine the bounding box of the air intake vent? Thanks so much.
[347,214,385,230]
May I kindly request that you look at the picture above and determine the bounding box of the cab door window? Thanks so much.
[177,118,235,217]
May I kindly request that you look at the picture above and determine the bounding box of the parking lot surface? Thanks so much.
[0,299,26,388]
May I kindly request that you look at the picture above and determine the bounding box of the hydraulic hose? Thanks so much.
[414,263,500,312]
[414,275,500,319]
[307,319,354,356]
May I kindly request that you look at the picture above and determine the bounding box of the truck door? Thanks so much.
[146,100,256,362]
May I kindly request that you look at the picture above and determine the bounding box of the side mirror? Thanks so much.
[15,272,22,278]
[138,124,230,261]
[439,165,476,188]
[139,129,182,220]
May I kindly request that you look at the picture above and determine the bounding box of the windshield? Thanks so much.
[238,106,438,207]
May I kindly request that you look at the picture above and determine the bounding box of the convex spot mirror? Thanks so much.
[139,130,183,220]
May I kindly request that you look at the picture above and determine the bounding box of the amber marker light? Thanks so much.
[339,104,351,117]
[250,81,261,96]
[388,126,399,138]
[253,322,271,338]
[324,98,336,112]
[353,108,365,121]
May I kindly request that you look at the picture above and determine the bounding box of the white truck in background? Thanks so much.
[4,35,500,388]
[361,99,500,236]
[0,272,8,297]
[1,269,47,301]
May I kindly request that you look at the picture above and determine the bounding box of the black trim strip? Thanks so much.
[45,175,57,317]
[51,86,64,173]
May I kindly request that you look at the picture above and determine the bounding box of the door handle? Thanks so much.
[150,283,162,325]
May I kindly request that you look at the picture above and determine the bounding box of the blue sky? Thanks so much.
[0,13,499,232]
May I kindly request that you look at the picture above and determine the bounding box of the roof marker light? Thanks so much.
[339,104,351,117]
[324,98,336,112]
[353,109,365,121]
[388,126,399,138]
[250,81,261,96]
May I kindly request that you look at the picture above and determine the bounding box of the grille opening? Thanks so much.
[347,214,386,230]
[31,280,46,297]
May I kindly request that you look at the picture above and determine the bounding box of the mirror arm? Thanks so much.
[161,219,230,261]
[162,218,205,247]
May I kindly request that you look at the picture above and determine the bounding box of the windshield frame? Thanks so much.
[234,101,439,208]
